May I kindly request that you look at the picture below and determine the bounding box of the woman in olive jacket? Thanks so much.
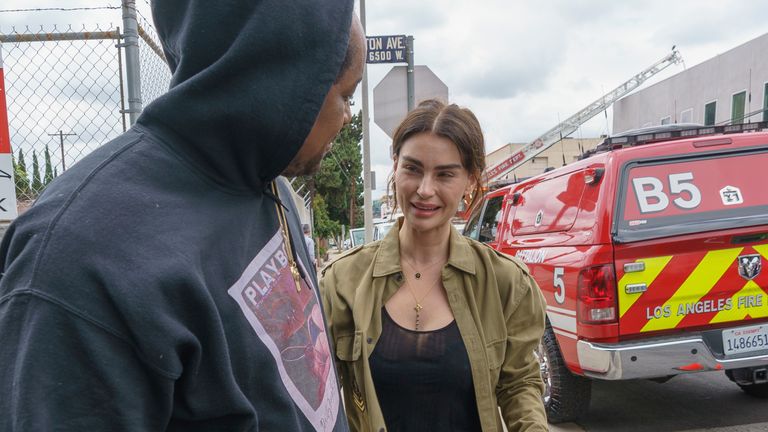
[321,100,548,432]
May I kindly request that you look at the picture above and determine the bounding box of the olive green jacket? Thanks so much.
[320,224,548,432]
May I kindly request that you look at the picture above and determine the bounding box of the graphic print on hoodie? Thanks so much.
[228,229,339,430]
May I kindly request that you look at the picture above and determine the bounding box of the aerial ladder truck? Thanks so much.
[484,48,683,183]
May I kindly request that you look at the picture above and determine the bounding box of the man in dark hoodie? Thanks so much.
[0,1,363,431]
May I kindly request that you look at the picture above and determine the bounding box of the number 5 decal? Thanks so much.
[553,267,565,304]
[668,172,701,209]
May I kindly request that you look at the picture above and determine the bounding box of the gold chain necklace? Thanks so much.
[271,181,302,293]
[402,272,442,330]
[401,255,445,280]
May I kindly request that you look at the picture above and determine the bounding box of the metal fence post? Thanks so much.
[121,0,142,125]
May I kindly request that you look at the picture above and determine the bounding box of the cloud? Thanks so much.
[4,0,768,204]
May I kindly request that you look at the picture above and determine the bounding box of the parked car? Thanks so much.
[374,221,396,241]
[348,227,366,248]
[465,122,768,423]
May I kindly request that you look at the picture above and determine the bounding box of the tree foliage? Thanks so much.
[12,147,59,202]
[44,145,54,186]
[294,111,364,241]
[13,149,30,199]
[313,111,363,228]
[311,194,339,239]
[31,151,42,192]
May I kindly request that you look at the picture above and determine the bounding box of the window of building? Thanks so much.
[704,101,717,126]
[531,156,548,169]
[731,91,746,125]
[660,116,671,125]
[764,83,768,122]
[680,108,693,124]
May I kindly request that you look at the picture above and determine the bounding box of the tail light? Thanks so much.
[577,264,618,324]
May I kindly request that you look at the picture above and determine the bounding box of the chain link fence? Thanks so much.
[136,12,171,107]
[0,2,170,208]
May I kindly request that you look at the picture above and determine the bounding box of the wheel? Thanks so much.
[737,383,768,398]
[725,369,768,398]
[535,321,592,423]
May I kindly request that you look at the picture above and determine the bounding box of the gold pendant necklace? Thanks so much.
[403,274,442,331]
[272,181,302,293]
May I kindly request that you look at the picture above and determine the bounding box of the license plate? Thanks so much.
[722,323,768,355]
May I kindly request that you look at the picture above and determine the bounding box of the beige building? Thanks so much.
[485,137,603,181]
[614,32,768,132]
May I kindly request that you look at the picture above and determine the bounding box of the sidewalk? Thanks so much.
[318,247,347,272]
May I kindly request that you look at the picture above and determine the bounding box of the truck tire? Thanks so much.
[725,369,768,398]
[737,383,768,398]
[536,321,592,423]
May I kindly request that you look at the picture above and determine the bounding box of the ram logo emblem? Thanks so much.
[737,254,762,281]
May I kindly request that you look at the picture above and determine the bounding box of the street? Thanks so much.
[550,371,768,431]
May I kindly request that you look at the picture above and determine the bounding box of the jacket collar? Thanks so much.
[372,217,476,277]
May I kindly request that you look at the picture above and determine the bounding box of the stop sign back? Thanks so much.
[373,65,448,138]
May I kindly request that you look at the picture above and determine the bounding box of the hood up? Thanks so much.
[138,0,354,192]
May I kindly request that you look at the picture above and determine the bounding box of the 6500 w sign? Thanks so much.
[366,35,407,64]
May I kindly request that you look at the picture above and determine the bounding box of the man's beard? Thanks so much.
[281,152,324,177]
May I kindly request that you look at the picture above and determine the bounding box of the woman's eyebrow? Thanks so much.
[435,163,463,170]
[400,156,423,167]
[400,156,462,170]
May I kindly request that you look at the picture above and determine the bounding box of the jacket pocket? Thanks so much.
[335,331,367,413]
[486,338,506,370]
[335,331,362,361]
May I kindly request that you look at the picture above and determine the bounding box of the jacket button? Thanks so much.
[366,337,373,344]
[379,429,385,432]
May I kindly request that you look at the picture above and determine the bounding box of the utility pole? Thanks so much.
[360,0,374,243]
[121,0,142,125]
[47,130,76,171]
[406,35,415,111]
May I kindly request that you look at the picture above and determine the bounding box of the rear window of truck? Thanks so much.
[616,148,768,242]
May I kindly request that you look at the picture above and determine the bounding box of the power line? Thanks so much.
[328,149,352,182]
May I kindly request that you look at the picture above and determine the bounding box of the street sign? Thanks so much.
[0,45,18,220]
[373,65,448,138]
[366,35,407,64]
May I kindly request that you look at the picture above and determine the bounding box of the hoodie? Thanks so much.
[0,1,353,431]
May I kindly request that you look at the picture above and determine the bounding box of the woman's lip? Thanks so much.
[411,202,439,211]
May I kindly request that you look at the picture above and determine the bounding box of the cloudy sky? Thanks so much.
[2,1,767,199]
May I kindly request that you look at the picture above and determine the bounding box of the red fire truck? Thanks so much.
[464,122,768,423]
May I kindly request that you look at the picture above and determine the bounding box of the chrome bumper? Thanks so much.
[577,331,768,380]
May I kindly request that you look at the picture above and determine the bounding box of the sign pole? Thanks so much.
[360,0,374,243]
[0,44,19,220]
[406,35,415,111]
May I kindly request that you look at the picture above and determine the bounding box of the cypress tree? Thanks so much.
[14,149,31,199]
[31,150,42,193]
[44,144,54,185]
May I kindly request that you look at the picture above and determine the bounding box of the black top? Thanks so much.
[369,307,482,432]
